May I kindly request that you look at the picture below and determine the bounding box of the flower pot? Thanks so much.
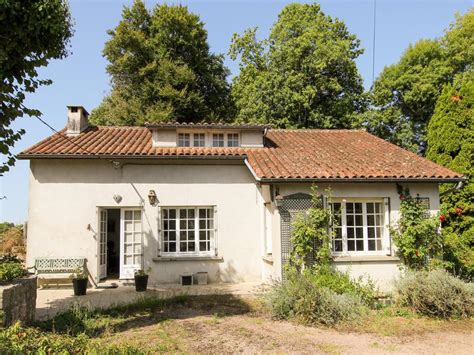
[72,278,88,296]
[135,274,149,292]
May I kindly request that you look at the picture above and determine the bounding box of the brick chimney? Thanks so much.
[66,105,89,136]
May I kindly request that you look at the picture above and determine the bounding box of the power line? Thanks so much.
[34,115,119,167]
[372,0,377,86]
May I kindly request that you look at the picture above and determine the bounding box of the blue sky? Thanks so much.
[1,0,472,223]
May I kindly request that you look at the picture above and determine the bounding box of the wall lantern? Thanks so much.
[148,190,158,206]
[275,194,284,209]
[113,194,122,204]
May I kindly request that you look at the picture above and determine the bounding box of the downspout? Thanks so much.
[439,180,465,196]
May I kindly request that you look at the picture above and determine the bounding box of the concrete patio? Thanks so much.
[36,281,263,320]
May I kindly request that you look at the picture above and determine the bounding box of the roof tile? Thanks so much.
[19,126,463,181]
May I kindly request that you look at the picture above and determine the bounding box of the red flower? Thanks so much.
[399,194,406,201]
[439,214,446,222]
[415,250,420,257]
[455,207,463,216]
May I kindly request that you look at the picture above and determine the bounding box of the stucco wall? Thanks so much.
[26,159,263,284]
[265,182,440,291]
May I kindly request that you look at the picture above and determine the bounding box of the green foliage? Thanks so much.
[266,269,367,326]
[359,9,473,154]
[427,71,474,279]
[69,267,88,280]
[229,3,365,128]
[394,269,473,318]
[0,0,73,174]
[390,188,442,269]
[308,266,378,308]
[289,187,333,270]
[90,0,232,125]
[0,256,26,284]
[0,223,26,257]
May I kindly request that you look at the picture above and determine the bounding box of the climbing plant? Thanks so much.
[289,186,334,271]
[390,187,443,270]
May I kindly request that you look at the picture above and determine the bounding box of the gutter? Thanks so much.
[244,158,261,182]
[17,154,247,161]
[257,177,465,183]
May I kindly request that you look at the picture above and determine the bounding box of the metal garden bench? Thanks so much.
[32,257,87,288]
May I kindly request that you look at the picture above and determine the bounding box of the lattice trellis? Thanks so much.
[34,257,86,273]
[278,193,324,280]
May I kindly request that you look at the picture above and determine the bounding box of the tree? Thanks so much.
[89,1,232,126]
[426,71,473,279]
[360,9,473,154]
[0,0,73,175]
[229,3,365,128]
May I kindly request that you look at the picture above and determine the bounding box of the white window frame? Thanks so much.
[177,133,191,147]
[159,206,217,257]
[193,132,206,147]
[227,133,240,147]
[331,198,390,256]
[212,133,225,147]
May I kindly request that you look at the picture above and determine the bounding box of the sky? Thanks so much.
[1,0,472,223]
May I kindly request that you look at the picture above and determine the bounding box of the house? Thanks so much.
[19,106,463,290]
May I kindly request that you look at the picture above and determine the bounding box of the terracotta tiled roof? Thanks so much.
[19,126,463,181]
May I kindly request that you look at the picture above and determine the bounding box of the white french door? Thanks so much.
[120,209,143,279]
[98,209,108,279]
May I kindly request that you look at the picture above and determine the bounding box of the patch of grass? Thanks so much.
[317,342,343,355]
[337,306,474,337]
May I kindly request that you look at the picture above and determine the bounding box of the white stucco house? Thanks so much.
[19,106,463,290]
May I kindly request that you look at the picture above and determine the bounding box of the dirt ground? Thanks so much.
[96,296,474,354]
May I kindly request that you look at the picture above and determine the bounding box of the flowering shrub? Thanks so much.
[0,255,27,284]
[390,187,442,270]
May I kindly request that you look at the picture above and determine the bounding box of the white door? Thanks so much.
[120,209,143,279]
[98,209,108,279]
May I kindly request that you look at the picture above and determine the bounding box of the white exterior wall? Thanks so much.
[265,182,440,292]
[26,159,263,285]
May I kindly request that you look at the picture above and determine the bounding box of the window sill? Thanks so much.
[152,256,224,262]
[333,255,400,263]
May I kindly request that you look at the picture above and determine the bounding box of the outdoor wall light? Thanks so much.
[275,194,284,209]
[148,190,158,206]
[113,194,122,204]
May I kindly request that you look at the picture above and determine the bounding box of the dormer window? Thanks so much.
[193,133,205,147]
[212,133,224,147]
[227,133,239,147]
[178,133,190,147]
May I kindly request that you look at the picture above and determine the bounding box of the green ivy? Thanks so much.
[289,186,334,271]
[390,187,443,270]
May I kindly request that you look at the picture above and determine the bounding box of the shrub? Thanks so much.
[394,269,474,318]
[0,256,27,284]
[266,269,367,325]
[308,266,378,307]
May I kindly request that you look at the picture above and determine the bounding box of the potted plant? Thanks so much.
[70,267,88,296]
[134,267,150,292]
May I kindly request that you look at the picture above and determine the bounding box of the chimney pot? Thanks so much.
[67,106,89,136]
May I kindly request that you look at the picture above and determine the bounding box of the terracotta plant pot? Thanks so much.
[72,278,88,296]
[135,274,149,292]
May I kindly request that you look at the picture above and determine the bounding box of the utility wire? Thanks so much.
[34,115,119,167]
[371,0,377,87]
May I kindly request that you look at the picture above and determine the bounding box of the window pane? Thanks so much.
[227,133,239,147]
[356,227,363,238]
[180,220,186,229]
[134,211,141,220]
[356,240,364,250]
[346,203,354,213]
[334,240,343,252]
[368,227,375,238]
[169,231,176,241]
[367,203,374,213]
[169,243,176,252]
[347,228,354,239]
[355,203,362,213]
[347,215,354,226]
[125,211,133,220]
[180,209,187,218]
[169,209,176,219]
[199,242,207,251]
[355,215,363,226]
[368,240,375,251]
[348,240,355,251]
[367,215,374,226]
[189,242,195,252]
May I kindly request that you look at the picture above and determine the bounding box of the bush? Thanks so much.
[0,255,27,284]
[266,269,367,325]
[308,266,378,307]
[394,269,474,318]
